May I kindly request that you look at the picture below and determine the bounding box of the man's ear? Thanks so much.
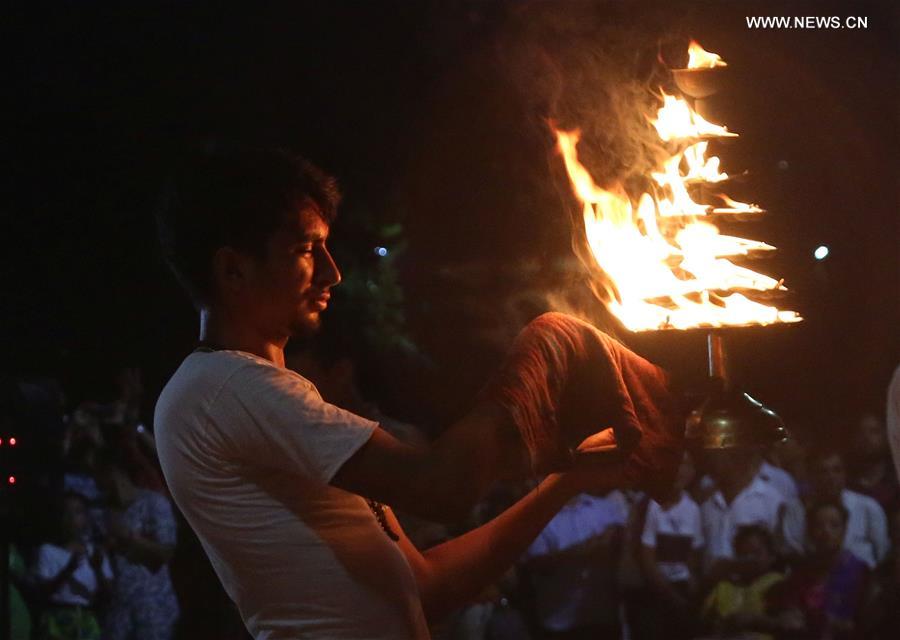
[212,246,252,296]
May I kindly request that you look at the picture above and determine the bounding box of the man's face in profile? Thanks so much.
[245,204,341,338]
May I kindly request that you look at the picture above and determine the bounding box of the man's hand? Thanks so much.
[561,429,633,496]
[574,428,620,456]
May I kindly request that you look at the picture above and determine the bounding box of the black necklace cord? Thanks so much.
[366,499,400,542]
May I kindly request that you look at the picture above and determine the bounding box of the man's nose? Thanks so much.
[316,247,341,288]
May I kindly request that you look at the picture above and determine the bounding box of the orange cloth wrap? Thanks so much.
[482,312,683,498]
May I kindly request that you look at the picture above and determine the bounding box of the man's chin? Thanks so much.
[289,312,323,339]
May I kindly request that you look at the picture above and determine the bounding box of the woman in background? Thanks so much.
[770,500,876,639]
[94,448,179,640]
[33,492,113,640]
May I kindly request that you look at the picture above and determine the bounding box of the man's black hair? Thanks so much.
[157,146,341,308]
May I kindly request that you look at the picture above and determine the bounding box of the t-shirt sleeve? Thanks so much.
[211,360,378,484]
[640,501,659,547]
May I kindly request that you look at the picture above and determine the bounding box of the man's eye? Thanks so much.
[295,245,313,255]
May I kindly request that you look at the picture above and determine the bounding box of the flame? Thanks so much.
[683,142,727,183]
[653,153,712,217]
[652,93,737,141]
[554,79,800,331]
[714,193,763,213]
[687,40,727,69]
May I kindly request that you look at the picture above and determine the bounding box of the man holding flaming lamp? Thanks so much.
[152,147,681,639]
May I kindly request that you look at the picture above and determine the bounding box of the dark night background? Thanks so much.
[5,0,899,440]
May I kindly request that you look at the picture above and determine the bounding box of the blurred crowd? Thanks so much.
[2,368,245,640]
[3,355,899,640]
[435,412,900,640]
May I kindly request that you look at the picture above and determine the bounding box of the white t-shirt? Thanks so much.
[35,543,113,606]
[641,493,703,583]
[155,350,429,640]
[700,462,800,503]
[756,460,799,501]
[700,477,785,565]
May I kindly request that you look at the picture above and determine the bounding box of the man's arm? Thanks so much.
[384,458,625,624]
[332,400,529,523]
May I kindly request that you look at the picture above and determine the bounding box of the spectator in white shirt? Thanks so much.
[699,448,787,583]
[521,491,627,639]
[781,449,889,568]
[693,446,799,508]
[637,452,703,640]
[756,458,799,502]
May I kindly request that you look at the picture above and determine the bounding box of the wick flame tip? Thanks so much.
[687,40,727,69]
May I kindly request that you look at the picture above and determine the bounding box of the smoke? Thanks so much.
[402,2,695,365]
[485,1,691,334]
[499,2,687,179]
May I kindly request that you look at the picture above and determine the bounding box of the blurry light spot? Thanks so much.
[8,476,15,485]
[374,246,389,257]
[814,245,830,261]
[8,437,15,446]
[777,160,789,171]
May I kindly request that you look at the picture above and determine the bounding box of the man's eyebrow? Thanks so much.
[296,229,328,242]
